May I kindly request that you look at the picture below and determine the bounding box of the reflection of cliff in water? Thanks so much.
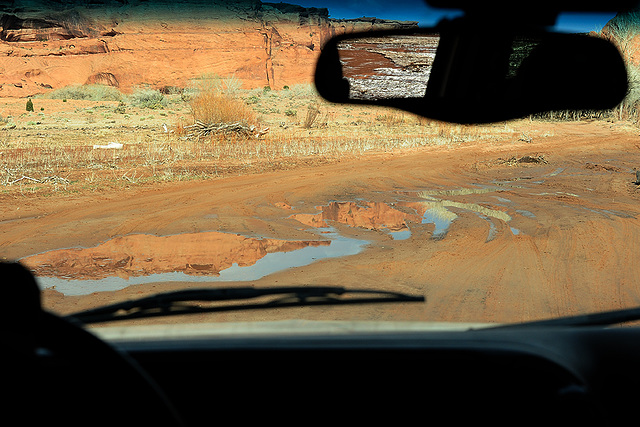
[292,195,517,241]
[21,231,330,280]
[291,201,420,233]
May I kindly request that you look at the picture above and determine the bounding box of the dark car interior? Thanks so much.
[7,1,640,426]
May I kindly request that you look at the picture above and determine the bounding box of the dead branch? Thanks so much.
[6,175,69,186]
[183,121,270,140]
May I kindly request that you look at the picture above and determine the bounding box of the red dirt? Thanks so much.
[4,120,640,325]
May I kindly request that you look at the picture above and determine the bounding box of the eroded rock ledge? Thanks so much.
[0,1,418,96]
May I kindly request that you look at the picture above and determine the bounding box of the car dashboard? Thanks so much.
[87,321,640,426]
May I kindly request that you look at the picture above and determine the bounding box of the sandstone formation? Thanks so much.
[0,0,418,97]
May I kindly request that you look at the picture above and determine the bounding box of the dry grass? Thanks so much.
[188,88,256,126]
[0,83,522,196]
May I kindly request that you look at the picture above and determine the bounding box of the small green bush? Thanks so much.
[114,101,126,114]
[42,84,122,101]
[128,88,167,109]
[26,99,34,112]
[245,95,260,105]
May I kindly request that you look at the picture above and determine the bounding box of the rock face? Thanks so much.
[0,0,418,97]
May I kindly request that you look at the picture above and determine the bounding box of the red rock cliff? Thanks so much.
[0,0,418,97]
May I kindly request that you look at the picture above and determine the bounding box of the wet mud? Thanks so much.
[6,121,640,323]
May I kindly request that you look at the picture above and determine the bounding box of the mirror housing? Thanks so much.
[315,18,628,124]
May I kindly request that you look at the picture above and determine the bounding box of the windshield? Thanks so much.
[1,0,636,326]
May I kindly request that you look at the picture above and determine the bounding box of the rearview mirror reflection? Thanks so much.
[337,34,439,100]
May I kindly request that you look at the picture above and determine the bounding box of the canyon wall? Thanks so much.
[0,0,418,97]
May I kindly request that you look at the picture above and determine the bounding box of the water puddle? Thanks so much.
[419,204,457,239]
[27,184,550,295]
[534,191,580,197]
[475,214,499,242]
[291,192,519,242]
[389,229,412,240]
[290,201,420,239]
[22,229,367,296]
[494,196,512,203]
[546,167,565,177]
[417,186,501,197]
[417,196,512,222]
[515,209,536,219]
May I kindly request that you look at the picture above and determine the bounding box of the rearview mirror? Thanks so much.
[315,19,628,124]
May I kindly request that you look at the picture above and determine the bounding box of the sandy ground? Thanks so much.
[3,119,640,325]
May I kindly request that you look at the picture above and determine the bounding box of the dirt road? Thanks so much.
[4,120,640,324]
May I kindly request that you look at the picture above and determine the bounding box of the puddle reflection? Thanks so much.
[23,229,368,296]
[291,201,420,238]
[416,203,457,239]
[291,192,520,242]
[28,185,550,296]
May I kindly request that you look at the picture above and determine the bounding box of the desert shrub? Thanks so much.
[289,84,320,100]
[114,101,126,114]
[42,84,123,101]
[159,85,182,95]
[303,104,320,128]
[376,112,406,125]
[128,88,167,109]
[245,95,260,105]
[189,87,256,125]
[26,99,34,112]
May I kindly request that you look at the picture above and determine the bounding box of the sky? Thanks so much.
[291,0,618,33]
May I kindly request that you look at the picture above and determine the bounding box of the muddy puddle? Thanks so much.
[25,185,546,296]
[289,185,524,243]
[23,229,367,296]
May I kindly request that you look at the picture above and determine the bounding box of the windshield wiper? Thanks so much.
[65,286,425,324]
[490,306,640,329]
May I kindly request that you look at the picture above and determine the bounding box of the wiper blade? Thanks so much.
[66,286,425,325]
[491,306,640,329]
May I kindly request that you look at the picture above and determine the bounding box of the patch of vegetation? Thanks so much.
[41,84,123,102]
[245,95,260,105]
[114,101,126,114]
[188,87,256,126]
[303,104,320,128]
[127,88,167,109]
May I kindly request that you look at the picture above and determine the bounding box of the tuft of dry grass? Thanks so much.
[303,104,320,129]
[188,88,256,126]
